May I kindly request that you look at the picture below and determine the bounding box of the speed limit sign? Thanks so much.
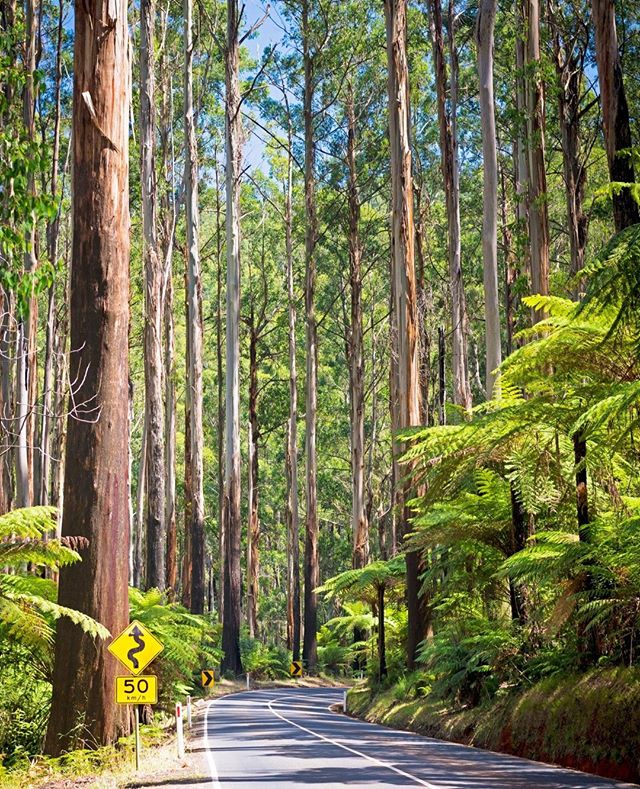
[116,675,158,704]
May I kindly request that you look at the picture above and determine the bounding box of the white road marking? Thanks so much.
[204,697,222,788]
[267,694,445,788]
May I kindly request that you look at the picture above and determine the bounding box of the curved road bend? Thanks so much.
[189,686,637,789]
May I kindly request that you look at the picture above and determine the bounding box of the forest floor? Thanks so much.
[346,668,640,784]
[8,677,347,789]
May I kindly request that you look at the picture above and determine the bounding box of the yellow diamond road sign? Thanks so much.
[116,675,158,704]
[290,661,303,678]
[108,620,164,676]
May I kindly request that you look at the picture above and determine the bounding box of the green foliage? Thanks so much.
[239,632,289,679]
[0,507,109,656]
[0,644,51,768]
[417,621,521,706]
[397,227,640,713]
[317,556,406,604]
[128,588,222,702]
[0,508,109,767]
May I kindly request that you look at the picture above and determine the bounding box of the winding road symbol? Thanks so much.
[108,620,164,675]
[127,625,145,670]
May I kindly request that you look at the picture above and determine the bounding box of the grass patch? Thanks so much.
[347,668,640,783]
[0,721,172,788]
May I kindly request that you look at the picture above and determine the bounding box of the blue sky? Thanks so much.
[242,2,290,171]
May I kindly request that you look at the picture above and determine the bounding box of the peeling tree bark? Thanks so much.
[302,0,319,672]
[430,0,472,411]
[183,0,205,613]
[476,0,502,398]
[158,24,177,594]
[141,0,165,590]
[284,122,301,661]
[384,0,424,670]
[221,0,243,675]
[525,0,550,312]
[45,0,131,751]
[346,84,369,571]
[591,0,639,231]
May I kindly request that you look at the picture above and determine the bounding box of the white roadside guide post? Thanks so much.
[186,695,192,729]
[246,672,250,690]
[176,701,185,759]
[343,690,348,713]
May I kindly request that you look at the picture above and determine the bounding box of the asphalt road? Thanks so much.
[193,686,637,789]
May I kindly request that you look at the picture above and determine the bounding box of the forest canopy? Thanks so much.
[1,0,640,774]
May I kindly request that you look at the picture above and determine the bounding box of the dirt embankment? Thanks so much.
[347,668,640,784]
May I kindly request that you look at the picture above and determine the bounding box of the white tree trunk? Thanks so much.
[476,0,502,398]
[384,0,423,669]
[184,0,205,612]
[525,0,550,312]
[346,86,369,569]
[302,0,319,671]
[285,130,301,660]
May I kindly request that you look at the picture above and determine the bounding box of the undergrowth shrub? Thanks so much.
[240,632,289,678]
[418,619,521,705]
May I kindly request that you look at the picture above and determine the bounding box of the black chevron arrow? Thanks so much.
[202,670,215,687]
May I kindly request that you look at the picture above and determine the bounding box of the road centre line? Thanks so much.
[266,694,443,789]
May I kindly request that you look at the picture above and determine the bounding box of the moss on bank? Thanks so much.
[347,668,640,783]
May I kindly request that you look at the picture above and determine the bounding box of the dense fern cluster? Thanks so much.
[401,228,640,702]
[321,227,640,706]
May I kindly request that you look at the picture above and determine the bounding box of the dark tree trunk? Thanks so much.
[377,583,387,680]
[574,431,599,664]
[183,0,205,614]
[509,482,531,624]
[438,326,446,425]
[45,0,130,751]
[550,3,589,279]
[430,0,472,410]
[215,161,225,620]
[284,121,301,662]
[141,0,165,591]
[221,0,243,674]
[591,0,639,231]
[525,0,550,313]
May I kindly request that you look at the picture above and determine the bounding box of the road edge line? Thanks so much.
[266,695,441,789]
[204,699,222,788]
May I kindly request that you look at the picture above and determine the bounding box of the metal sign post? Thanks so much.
[134,706,141,771]
[109,621,164,772]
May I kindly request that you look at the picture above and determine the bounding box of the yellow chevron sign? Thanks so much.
[202,669,215,687]
[290,661,303,678]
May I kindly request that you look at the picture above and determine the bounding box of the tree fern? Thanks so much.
[0,508,109,659]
